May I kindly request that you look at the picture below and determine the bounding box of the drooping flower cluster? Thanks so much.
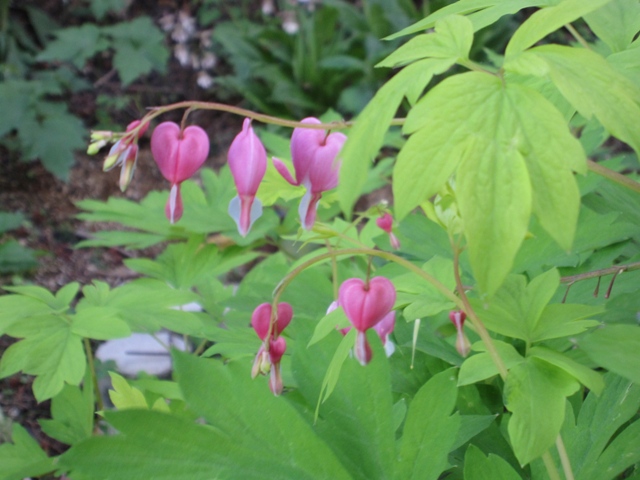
[94,116,345,234]
[250,302,293,396]
[338,277,397,365]
[150,122,210,224]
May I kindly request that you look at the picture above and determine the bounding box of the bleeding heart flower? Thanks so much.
[150,121,210,223]
[268,336,287,396]
[338,277,396,365]
[228,118,267,237]
[250,302,293,340]
[250,302,293,396]
[103,120,149,192]
[449,310,471,357]
[272,117,346,230]
[376,213,401,250]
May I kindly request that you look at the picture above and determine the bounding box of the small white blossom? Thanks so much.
[197,71,214,89]
[200,51,217,70]
[173,44,190,66]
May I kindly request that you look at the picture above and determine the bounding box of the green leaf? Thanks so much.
[338,58,454,217]
[452,415,499,450]
[397,72,584,293]
[81,279,203,336]
[505,357,579,466]
[528,346,604,394]
[385,0,551,40]
[584,0,640,53]
[0,315,85,401]
[36,23,103,68]
[292,329,396,480]
[529,303,602,342]
[39,368,94,445]
[173,352,353,479]
[105,18,169,85]
[397,368,461,480]
[472,270,602,341]
[377,15,473,68]
[308,307,350,347]
[0,212,25,234]
[394,256,456,319]
[520,45,640,156]
[0,294,51,335]
[71,303,131,340]
[0,424,54,480]
[464,444,523,480]
[458,341,524,386]
[18,110,86,180]
[506,0,613,55]
[563,373,640,479]
[579,324,640,384]
[0,240,38,274]
[108,372,149,410]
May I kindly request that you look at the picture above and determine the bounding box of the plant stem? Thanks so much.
[542,451,563,480]
[560,261,640,284]
[326,240,339,300]
[565,23,591,50]
[556,435,575,480]
[587,160,640,194]
[452,245,508,380]
[272,248,460,307]
[83,337,103,412]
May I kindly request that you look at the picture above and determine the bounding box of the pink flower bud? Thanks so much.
[228,118,267,236]
[150,122,210,223]
[250,302,293,340]
[103,120,150,191]
[273,117,346,230]
[268,337,287,396]
[338,277,396,365]
[376,213,393,233]
[449,310,471,357]
[376,213,401,250]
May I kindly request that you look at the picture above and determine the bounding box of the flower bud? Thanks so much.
[228,118,267,236]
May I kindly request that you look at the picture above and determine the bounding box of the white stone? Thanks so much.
[96,332,188,377]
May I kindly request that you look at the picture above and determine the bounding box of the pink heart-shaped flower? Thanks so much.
[251,302,293,340]
[151,122,209,184]
[338,277,396,332]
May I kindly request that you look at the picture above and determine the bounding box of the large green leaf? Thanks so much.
[584,0,640,53]
[337,57,454,217]
[505,0,614,55]
[0,315,85,401]
[385,0,552,40]
[396,72,584,294]
[579,324,640,384]
[292,330,396,480]
[39,368,94,445]
[504,357,579,466]
[472,270,602,342]
[512,45,640,156]
[0,424,54,480]
[397,368,461,480]
[173,352,353,479]
[377,15,473,68]
[562,373,640,479]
